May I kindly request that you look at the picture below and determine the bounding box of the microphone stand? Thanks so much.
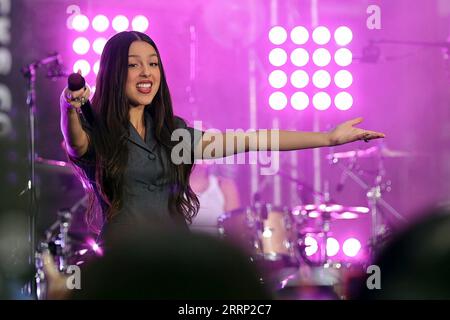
[19,52,66,299]
[359,39,450,63]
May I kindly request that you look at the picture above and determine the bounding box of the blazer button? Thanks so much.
[148,153,156,160]
[147,184,157,191]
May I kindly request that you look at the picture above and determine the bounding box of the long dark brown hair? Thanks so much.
[71,31,199,231]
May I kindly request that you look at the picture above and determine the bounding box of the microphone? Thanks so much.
[360,44,381,63]
[67,72,95,126]
[68,72,86,91]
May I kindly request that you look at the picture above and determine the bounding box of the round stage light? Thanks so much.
[291,48,309,67]
[312,48,331,67]
[335,92,353,111]
[112,15,129,32]
[327,237,340,257]
[312,26,331,45]
[269,48,288,67]
[312,70,331,89]
[335,48,352,67]
[305,236,319,256]
[334,70,353,89]
[72,14,89,32]
[269,92,288,110]
[291,92,309,110]
[313,92,331,110]
[268,70,288,89]
[290,70,309,88]
[93,37,107,55]
[343,238,361,257]
[269,26,288,45]
[72,37,90,55]
[290,26,309,45]
[334,26,353,46]
[92,15,109,32]
[73,59,91,77]
[132,15,149,32]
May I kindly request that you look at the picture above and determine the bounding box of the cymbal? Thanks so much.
[327,146,412,160]
[292,204,369,220]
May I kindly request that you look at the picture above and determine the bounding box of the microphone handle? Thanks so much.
[80,100,95,127]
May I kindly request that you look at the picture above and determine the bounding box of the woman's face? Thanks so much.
[125,41,161,108]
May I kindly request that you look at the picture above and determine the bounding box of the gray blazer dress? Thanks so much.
[69,109,203,243]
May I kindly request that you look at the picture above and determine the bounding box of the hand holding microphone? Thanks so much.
[60,70,94,125]
[60,69,91,111]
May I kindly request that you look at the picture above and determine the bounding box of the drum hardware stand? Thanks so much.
[20,52,67,298]
[329,144,407,261]
[35,208,73,300]
[277,170,336,205]
[251,191,268,258]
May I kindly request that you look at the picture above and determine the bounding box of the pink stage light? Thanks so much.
[290,26,309,45]
[334,48,352,67]
[312,70,331,89]
[335,92,353,110]
[305,236,319,256]
[334,26,353,46]
[72,14,89,32]
[342,238,361,257]
[334,70,353,89]
[268,70,288,88]
[112,15,129,32]
[93,60,100,75]
[290,48,309,67]
[269,48,288,67]
[326,237,340,257]
[290,70,309,88]
[312,48,331,67]
[86,238,104,256]
[93,37,107,55]
[335,211,359,220]
[132,15,149,32]
[291,92,309,110]
[269,92,288,110]
[308,211,320,218]
[92,15,109,33]
[312,26,331,45]
[312,92,331,110]
[267,25,353,112]
[269,26,288,45]
[73,59,91,76]
[72,37,90,55]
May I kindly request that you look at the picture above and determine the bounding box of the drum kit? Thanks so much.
[216,142,410,294]
[217,202,371,265]
[34,205,98,300]
[33,156,96,299]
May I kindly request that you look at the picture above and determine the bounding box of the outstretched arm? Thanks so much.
[60,70,91,158]
[194,117,385,159]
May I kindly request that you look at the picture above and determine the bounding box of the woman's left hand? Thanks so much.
[328,117,385,146]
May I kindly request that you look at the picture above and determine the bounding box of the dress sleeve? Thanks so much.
[66,113,95,171]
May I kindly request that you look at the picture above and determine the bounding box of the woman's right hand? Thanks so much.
[60,70,91,111]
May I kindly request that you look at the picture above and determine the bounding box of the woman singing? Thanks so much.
[60,31,385,244]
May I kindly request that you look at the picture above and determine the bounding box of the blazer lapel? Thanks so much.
[127,111,157,153]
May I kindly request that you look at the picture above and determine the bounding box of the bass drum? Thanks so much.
[217,204,299,267]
